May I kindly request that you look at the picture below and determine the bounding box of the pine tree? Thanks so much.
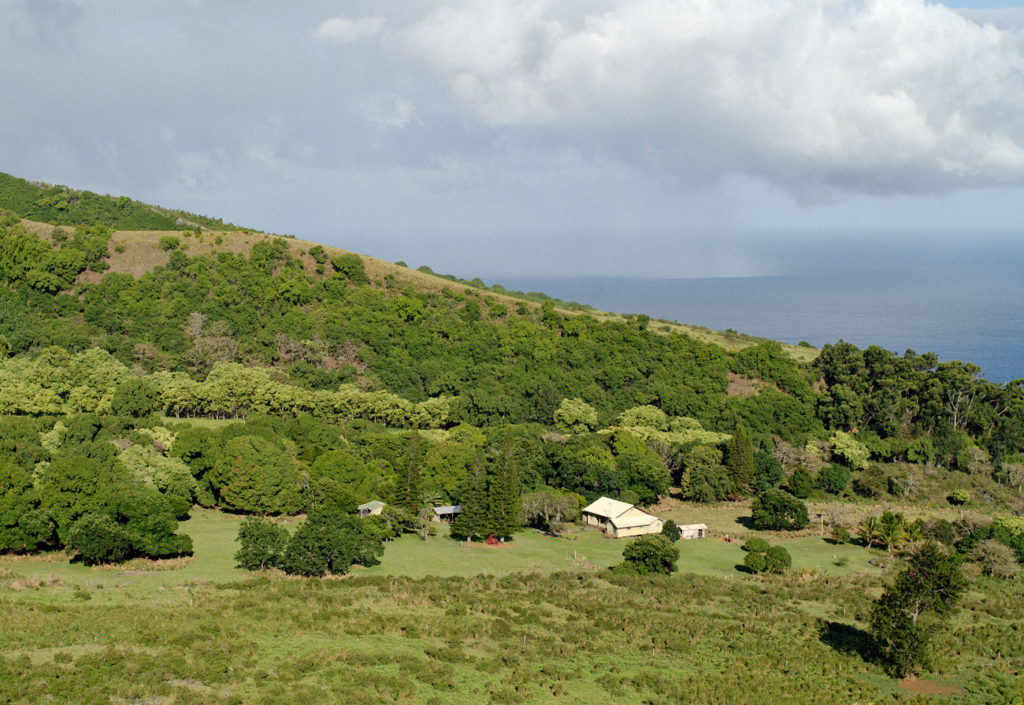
[394,432,423,511]
[452,453,490,541]
[726,424,755,493]
[489,428,522,540]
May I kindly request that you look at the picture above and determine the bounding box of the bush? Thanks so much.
[816,464,851,495]
[750,489,809,531]
[661,520,679,541]
[830,525,851,544]
[742,537,770,553]
[157,235,180,251]
[743,551,766,573]
[617,534,679,576]
[763,546,792,573]
[948,489,970,506]
[853,465,889,498]
[971,540,1018,579]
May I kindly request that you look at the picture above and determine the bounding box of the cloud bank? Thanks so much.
[399,0,1024,196]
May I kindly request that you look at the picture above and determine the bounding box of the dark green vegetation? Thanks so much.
[1,178,1024,701]
[0,172,240,231]
[871,542,967,677]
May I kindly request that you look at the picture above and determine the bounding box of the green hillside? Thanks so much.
[1,175,1023,703]
[0,171,243,231]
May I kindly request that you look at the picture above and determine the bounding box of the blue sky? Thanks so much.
[1,0,1022,279]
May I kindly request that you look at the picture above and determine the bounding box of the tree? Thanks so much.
[489,429,522,540]
[280,504,382,577]
[111,377,163,418]
[750,489,809,531]
[680,445,731,503]
[553,398,598,433]
[661,520,680,541]
[521,489,579,533]
[816,464,851,495]
[617,534,679,575]
[235,517,290,570]
[330,253,369,285]
[451,454,490,541]
[870,542,967,677]
[787,467,814,498]
[66,513,132,565]
[726,424,755,492]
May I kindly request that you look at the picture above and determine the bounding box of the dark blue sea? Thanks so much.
[501,245,1024,383]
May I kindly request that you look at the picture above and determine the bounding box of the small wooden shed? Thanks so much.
[357,500,385,518]
[431,505,462,523]
[677,523,708,540]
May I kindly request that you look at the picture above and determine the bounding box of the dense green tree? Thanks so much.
[554,398,598,433]
[111,377,163,418]
[726,424,755,492]
[750,489,809,531]
[451,455,491,541]
[280,503,382,576]
[870,542,967,677]
[489,429,522,540]
[787,467,814,499]
[521,489,579,532]
[679,445,731,503]
[815,464,851,495]
[235,516,290,570]
[660,520,680,541]
[66,513,133,565]
[208,434,303,514]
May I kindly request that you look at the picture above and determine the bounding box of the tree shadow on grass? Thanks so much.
[818,621,875,662]
[734,516,757,530]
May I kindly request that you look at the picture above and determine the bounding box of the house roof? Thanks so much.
[357,500,385,511]
[432,505,462,515]
[609,513,662,529]
[581,496,635,519]
[677,523,707,531]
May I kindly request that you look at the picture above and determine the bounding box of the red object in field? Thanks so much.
[486,534,499,546]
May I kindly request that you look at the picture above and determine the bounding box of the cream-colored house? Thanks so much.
[357,500,385,517]
[582,497,664,538]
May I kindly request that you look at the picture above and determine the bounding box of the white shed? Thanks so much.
[677,523,708,540]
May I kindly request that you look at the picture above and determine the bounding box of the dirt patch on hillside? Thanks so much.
[727,372,766,397]
[898,676,963,696]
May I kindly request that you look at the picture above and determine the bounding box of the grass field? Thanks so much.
[2,507,1021,704]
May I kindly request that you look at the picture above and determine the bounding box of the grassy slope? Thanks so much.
[22,216,818,361]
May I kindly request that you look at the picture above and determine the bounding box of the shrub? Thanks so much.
[830,525,851,545]
[830,431,870,470]
[763,546,792,573]
[617,534,679,576]
[853,465,889,498]
[750,489,809,531]
[742,537,770,553]
[743,551,766,573]
[971,540,1018,579]
[661,520,680,541]
[948,489,970,506]
[157,235,180,251]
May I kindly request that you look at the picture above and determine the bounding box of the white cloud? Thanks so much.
[401,0,1024,196]
[312,15,385,44]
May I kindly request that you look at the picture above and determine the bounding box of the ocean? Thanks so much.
[501,265,1024,384]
